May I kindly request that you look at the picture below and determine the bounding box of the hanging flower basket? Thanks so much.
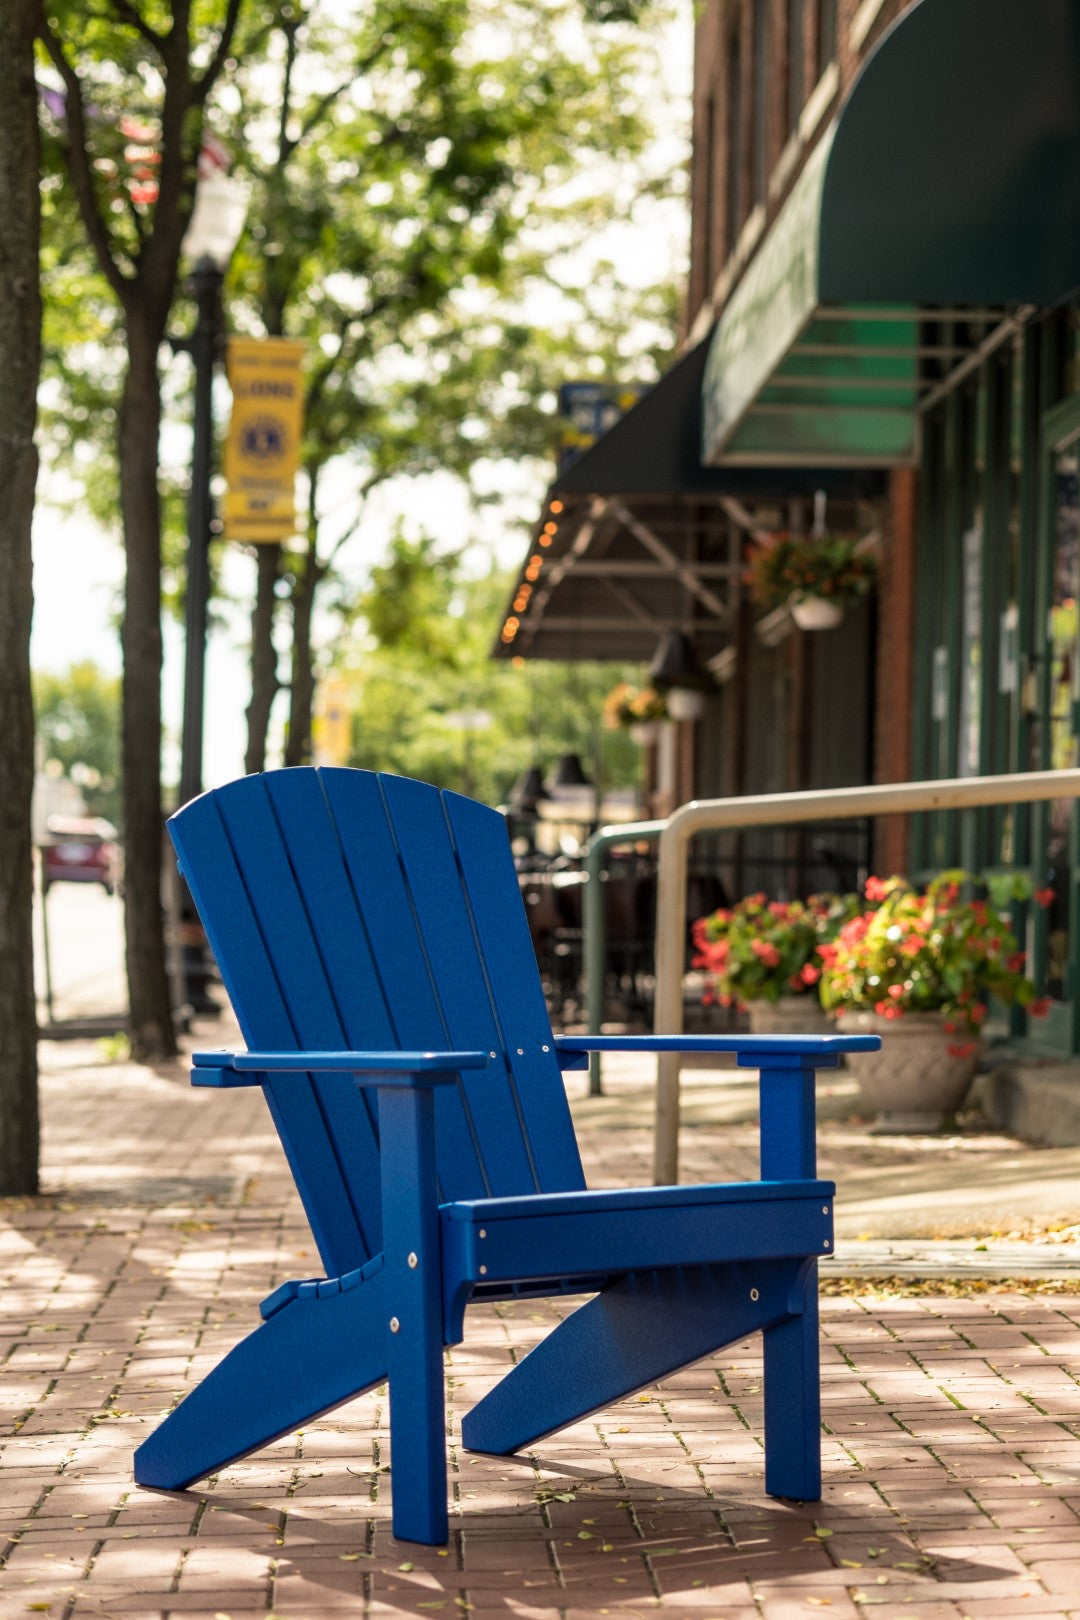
[602,682,668,733]
[747,531,878,626]
[790,596,845,631]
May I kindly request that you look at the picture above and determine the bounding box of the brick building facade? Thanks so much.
[500,0,1080,1052]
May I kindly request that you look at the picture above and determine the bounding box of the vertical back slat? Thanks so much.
[443,790,585,1193]
[317,769,494,1199]
[214,777,385,1256]
[375,773,539,1196]
[169,787,372,1275]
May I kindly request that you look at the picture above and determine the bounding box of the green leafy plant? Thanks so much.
[692,892,859,1007]
[818,871,1052,1047]
[747,532,878,611]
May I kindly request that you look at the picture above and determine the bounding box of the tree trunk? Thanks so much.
[284,545,320,767]
[118,311,178,1060]
[244,541,282,775]
[0,0,42,1194]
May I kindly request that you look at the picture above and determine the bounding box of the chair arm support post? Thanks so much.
[754,1055,818,1181]
[377,1082,449,1543]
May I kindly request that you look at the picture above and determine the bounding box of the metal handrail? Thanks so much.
[651,768,1080,1184]
[583,819,666,1095]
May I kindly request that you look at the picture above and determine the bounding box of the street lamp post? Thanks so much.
[174,171,247,1013]
[176,170,248,808]
[177,258,222,811]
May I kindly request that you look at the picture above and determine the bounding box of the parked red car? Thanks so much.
[41,816,122,896]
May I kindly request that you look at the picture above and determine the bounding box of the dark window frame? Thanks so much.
[702,90,717,294]
[724,21,744,253]
[785,0,805,137]
[751,0,769,206]
[815,0,838,78]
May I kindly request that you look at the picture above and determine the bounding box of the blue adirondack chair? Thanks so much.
[134,767,878,1544]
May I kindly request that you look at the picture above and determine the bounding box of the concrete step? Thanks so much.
[972,1061,1080,1147]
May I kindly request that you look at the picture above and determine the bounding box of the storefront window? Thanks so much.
[1045,446,1080,995]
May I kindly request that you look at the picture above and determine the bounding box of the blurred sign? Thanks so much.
[557,381,644,473]
[312,677,352,766]
[223,337,306,542]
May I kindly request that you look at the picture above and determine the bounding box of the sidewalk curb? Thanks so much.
[972,1062,1080,1146]
[825,1238,1080,1279]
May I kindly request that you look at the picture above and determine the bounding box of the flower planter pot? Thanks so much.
[628,720,660,746]
[837,1009,979,1133]
[748,995,830,1036]
[791,596,844,631]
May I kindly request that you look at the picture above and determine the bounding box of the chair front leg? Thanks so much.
[763,1260,822,1501]
[378,1084,449,1545]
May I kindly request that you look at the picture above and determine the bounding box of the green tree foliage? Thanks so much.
[34,663,122,825]
[220,0,681,770]
[39,0,247,1058]
[340,536,641,809]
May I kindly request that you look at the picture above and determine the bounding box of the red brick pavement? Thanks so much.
[0,1035,1078,1619]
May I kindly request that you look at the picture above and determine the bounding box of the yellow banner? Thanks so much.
[312,677,353,767]
[223,337,306,542]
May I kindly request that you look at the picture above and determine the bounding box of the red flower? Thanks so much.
[800,963,821,985]
[865,876,890,901]
[751,940,781,968]
[1034,887,1056,908]
[946,1041,978,1060]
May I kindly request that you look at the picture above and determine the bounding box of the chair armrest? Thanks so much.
[555,1033,880,1068]
[191,1048,491,1089]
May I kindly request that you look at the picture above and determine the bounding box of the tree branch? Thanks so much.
[291,77,351,151]
[277,18,299,166]
[105,0,165,51]
[37,22,131,304]
[290,38,394,154]
[191,0,244,107]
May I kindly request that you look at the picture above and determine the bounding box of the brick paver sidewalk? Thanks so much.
[1,1031,1078,1619]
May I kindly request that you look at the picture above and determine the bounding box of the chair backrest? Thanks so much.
[169,768,586,1276]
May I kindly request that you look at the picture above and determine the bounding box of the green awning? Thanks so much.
[704,0,1080,466]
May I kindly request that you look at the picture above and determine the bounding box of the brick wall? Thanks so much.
[688,0,911,331]
[872,466,918,875]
